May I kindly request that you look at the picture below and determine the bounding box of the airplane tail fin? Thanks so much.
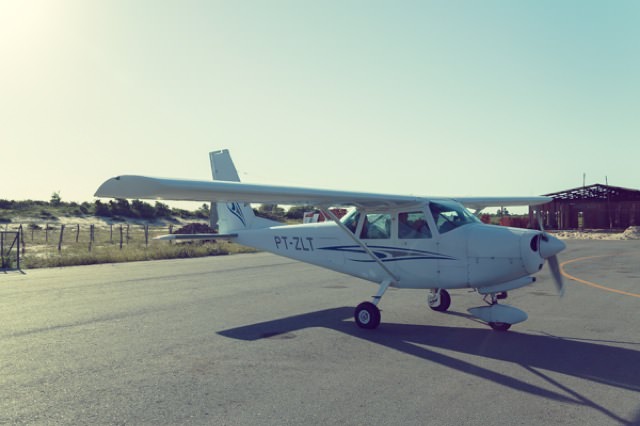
[209,150,280,233]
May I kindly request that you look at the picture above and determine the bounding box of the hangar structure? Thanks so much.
[530,184,640,230]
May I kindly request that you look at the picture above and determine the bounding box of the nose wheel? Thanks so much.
[428,289,451,312]
[488,322,511,331]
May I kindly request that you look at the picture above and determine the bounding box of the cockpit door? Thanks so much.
[429,201,471,288]
[389,208,440,288]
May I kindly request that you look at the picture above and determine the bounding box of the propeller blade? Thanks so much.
[547,255,565,296]
[535,210,550,242]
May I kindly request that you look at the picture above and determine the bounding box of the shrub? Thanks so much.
[94,200,112,217]
[40,210,57,220]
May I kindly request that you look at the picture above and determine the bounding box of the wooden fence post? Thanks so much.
[88,224,94,252]
[76,224,80,243]
[58,224,65,252]
[144,225,149,247]
[45,223,49,243]
[19,225,25,256]
[119,225,123,249]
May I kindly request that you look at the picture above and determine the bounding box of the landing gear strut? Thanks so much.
[483,292,510,331]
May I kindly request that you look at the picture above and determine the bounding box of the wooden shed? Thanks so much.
[529,184,640,230]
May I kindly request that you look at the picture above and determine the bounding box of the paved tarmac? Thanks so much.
[1,240,639,425]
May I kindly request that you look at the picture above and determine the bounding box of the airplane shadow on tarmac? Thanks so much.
[219,306,640,425]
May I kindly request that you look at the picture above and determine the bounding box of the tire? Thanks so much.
[429,289,451,312]
[354,302,381,329]
[489,322,511,331]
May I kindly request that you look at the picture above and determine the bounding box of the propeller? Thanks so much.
[547,254,565,296]
[535,210,566,296]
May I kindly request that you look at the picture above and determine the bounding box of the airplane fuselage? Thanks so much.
[233,216,545,291]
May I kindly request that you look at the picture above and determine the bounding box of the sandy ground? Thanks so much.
[554,226,640,240]
[7,215,198,227]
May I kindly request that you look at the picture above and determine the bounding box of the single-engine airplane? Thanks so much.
[95,149,566,331]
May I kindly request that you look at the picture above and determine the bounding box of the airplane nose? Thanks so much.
[539,234,566,259]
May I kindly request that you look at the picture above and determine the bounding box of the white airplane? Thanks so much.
[95,149,566,331]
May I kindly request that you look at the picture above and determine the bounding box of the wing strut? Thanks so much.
[320,208,399,287]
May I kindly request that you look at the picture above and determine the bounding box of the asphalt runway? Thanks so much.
[2,240,639,425]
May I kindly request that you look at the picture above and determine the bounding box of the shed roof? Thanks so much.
[544,184,640,201]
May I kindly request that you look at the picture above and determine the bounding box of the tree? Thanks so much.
[256,204,285,221]
[94,200,111,217]
[131,199,156,219]
[154,202,172,217]
[196,203,210,219]
[109,198,132,217]
[286,205,314,220]
[50,191,62,206]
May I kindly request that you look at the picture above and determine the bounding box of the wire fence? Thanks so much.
[1,231,20,270]
[0,222,195,254]
[0,221,248,269]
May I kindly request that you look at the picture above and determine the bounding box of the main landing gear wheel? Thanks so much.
[489,322,511,332]
[428,289,451,312]
[354,302,381,329]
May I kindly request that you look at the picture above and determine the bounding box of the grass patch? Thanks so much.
[21,241,256,269]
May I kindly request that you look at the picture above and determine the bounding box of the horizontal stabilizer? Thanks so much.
[154,233,238,241]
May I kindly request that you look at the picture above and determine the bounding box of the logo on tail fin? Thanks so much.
[226,202,246,227]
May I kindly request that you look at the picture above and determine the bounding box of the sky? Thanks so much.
[1,0,639,210]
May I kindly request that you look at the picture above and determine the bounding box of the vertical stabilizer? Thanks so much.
[210,149,240,182]
[209,150,279,233]
[208,150,238,228]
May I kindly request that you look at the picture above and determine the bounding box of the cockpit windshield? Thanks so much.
[429,201,480,234]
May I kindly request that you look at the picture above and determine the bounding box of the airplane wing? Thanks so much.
[95,175,551,210]
[95,175,427,209]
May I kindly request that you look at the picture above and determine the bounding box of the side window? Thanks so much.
[343,211,361,234]
[398,211,432,239]
[360,213,391,239]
